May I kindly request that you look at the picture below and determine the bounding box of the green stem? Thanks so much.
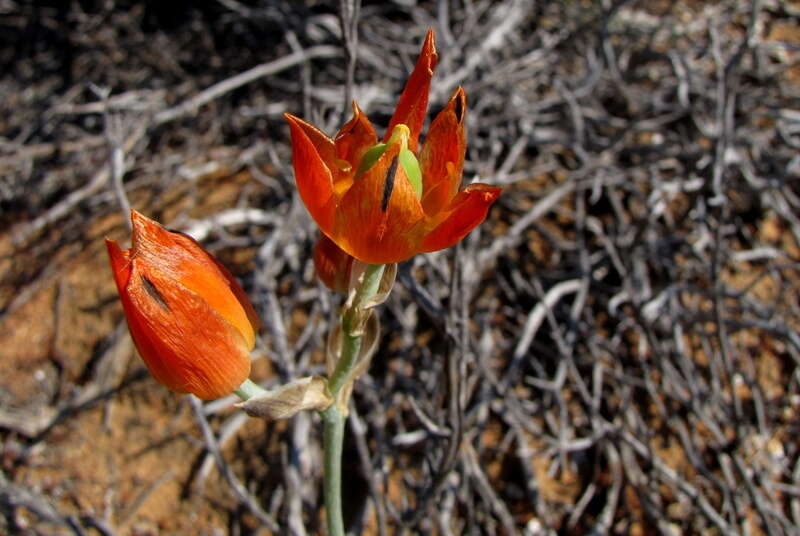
[322,263,385,536]
[327,332,362,397]
[323,405,346,536]
[234,378,266,400]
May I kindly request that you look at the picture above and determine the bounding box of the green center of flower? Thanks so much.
[356,124,423,199]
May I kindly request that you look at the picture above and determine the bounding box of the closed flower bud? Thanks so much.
[106,210,260,400]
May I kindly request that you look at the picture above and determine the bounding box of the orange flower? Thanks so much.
[314,234,355,293]
[106,210,259,400]
[286,29,501,264]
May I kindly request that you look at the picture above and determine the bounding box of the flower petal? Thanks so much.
[385,29,438,153]
[419,87,467,215]
[205,253,261,339]
[285,114,336,233]
[171,233,260,348]
[130,210,258,349]
[314,234,355,293]
[125,260,252,400]
[285,113,337,163]
[420,183,501,253]
[335,102,378,170]
[106,238,132,296]
[333,144,425,264]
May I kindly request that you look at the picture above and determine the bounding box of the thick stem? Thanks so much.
[322,263,385,536]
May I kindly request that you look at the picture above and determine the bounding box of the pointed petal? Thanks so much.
[285,113,337,163]
[420,183,501,253]
[106,238,132,297]
[420,87,467,215]
[125,261,252,400]
[335,102,378,170]
[285,114,336,233]
[130,210,258,349]
[334,144,425,264]
[385,29,438,153]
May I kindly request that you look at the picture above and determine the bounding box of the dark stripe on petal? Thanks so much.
[141,275,171,312]
[381,156,399,213]
[454,94,464,123]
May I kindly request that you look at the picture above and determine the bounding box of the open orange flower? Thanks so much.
[286,29,501,265]
[106,210,259,400]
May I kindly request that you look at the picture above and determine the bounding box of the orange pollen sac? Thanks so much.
[105,210,260,400]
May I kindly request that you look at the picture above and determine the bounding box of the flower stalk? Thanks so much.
[322,262,385,536]
[233,378,267,400]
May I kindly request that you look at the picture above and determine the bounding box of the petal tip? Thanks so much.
[105,237,132,291]
[420,183,501,253]
[129,209,162,239]
[129,208,147,227]
[105,237,128,261]
[422,29,438,71]
[476,184,502,202]
[448,87,467,123]
[284,113,306,135]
